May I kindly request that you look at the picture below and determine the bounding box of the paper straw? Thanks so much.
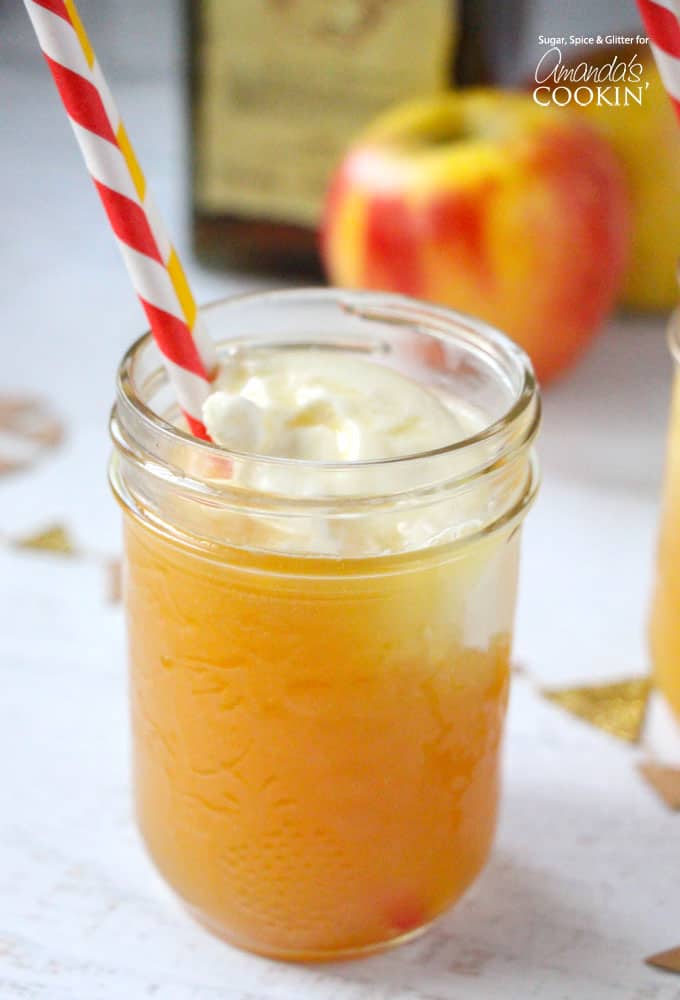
[637,0,680,122]
[22,0,217,439]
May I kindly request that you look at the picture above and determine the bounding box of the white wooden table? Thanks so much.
[2,6,679,998]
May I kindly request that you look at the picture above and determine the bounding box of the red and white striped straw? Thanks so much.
[637,0,680,122]
[23,0,217,439]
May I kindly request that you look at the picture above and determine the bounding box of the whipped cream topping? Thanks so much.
[196,349,494,556]
[202,350,472,463]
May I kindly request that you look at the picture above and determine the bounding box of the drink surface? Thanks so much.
[650,367,680,721]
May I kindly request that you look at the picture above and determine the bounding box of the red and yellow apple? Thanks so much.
[321,90,631,384]
[534,45,680,311]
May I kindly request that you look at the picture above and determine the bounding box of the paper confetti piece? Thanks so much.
[0,396,63,474]
[14,523,76,556]
[106,558,122,604]
[6,520,124,604]
[542,677,651,743]
[638,762,680,810]
[646,945,680,974]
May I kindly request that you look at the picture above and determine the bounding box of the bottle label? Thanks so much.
[194,0,455,226]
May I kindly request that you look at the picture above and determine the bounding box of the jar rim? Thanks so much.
[115,287,539,475]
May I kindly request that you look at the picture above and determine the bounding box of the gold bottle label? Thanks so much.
[194,0,456,226]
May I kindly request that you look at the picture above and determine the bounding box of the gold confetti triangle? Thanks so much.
[638,762,680,810]
[646,945,680,974]
[542,677,651,743]
[14,523,76,556]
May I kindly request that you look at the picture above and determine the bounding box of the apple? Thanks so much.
[321,90,631,385]
[534,44,680,311]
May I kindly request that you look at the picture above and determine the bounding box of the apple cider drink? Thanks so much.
[650,310,680,722]
[110,290,540,960]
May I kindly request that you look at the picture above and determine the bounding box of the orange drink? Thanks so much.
[110,290,540,960]
[650,311,680,722]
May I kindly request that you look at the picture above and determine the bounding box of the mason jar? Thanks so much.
[650,309,680,723]
[109,288,540,960]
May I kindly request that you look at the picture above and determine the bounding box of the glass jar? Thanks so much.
[109,289,540,961]
[650,309,680,723]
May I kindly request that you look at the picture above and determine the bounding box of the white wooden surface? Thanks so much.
[2,6,680,998]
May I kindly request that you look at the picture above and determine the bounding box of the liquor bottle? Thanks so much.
[188,1,460,275]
